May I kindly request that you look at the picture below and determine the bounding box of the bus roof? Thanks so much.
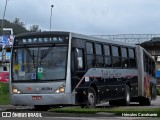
[15,31,136,47]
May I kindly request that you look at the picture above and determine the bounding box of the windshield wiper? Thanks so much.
[39,46,53,66]
[32,51,35,67]
[25,47,36,68]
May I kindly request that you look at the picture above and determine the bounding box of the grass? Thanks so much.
[0,82,10,105]
[50,107,160,117]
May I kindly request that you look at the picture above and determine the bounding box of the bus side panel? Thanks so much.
[137,45,157,100]
[74,68,138,105]
[137,46,144,96]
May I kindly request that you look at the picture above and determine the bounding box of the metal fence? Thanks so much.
[92,34,160,44]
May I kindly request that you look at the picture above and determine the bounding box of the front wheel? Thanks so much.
[86,87,97,108]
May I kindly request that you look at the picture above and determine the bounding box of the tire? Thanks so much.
[86,87,97,108]
[124,85,131,106]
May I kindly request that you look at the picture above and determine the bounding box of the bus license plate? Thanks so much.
[32,96,42,100]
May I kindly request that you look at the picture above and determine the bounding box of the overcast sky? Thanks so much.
[1,0,160,35]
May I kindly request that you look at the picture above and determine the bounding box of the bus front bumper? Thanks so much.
[10,93,73,106]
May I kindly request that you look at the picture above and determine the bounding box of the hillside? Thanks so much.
[0,19,29,35]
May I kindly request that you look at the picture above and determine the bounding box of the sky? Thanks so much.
[1,0,160,35]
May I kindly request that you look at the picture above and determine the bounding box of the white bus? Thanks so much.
[10,31,157,110]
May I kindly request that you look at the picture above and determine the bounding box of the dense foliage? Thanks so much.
[0,18,41,35]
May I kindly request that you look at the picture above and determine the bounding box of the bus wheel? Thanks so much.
[87,87,97,108]
[124,85,131,106]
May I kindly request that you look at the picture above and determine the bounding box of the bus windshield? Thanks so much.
[12,46,68,81]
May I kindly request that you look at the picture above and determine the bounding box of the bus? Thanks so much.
[10,31,157,110]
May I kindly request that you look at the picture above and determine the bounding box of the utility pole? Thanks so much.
[1,0,8,34]
[50,5,54,31]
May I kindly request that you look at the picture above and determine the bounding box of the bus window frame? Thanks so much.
[11,44,69,82]
[121,47,129,68]
[74,48,85,71]
[95,43,103,67]
[112,46,122,68]
[129,48,137,68]
[104,44,112,67]
[86,42,95,68]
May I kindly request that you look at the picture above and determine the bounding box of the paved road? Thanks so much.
[0,96,159,120]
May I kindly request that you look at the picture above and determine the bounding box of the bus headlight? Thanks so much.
[12,86,21,94]
[55,84,65,93]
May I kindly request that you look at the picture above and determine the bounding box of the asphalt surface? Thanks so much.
[0,96,159,120]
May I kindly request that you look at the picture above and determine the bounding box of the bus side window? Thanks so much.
[144,53,155,77]
[104,45,112,67]
[152,61,155,77]
[144,54,148,72]
[86,42,95,68]
[95,44,103,67]
[112,46,121,68]
[121,47,129,68]
[75,48,84,70]
[129,48,137,68]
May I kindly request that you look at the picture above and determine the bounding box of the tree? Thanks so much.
[12,18,28,34]
[0,18,42,35]
[13,18,20,24]
[0,19,28,35]
[29,25,41,32]
[13,18,25,27]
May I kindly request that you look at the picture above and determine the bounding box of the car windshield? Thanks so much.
[12,46,68,81]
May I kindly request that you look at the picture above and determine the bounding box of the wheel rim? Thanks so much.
[126,87,130,105]
[126,91,130,102]
[88,92,95,105]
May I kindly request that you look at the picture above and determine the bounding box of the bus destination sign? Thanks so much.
[16,36,69,45]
